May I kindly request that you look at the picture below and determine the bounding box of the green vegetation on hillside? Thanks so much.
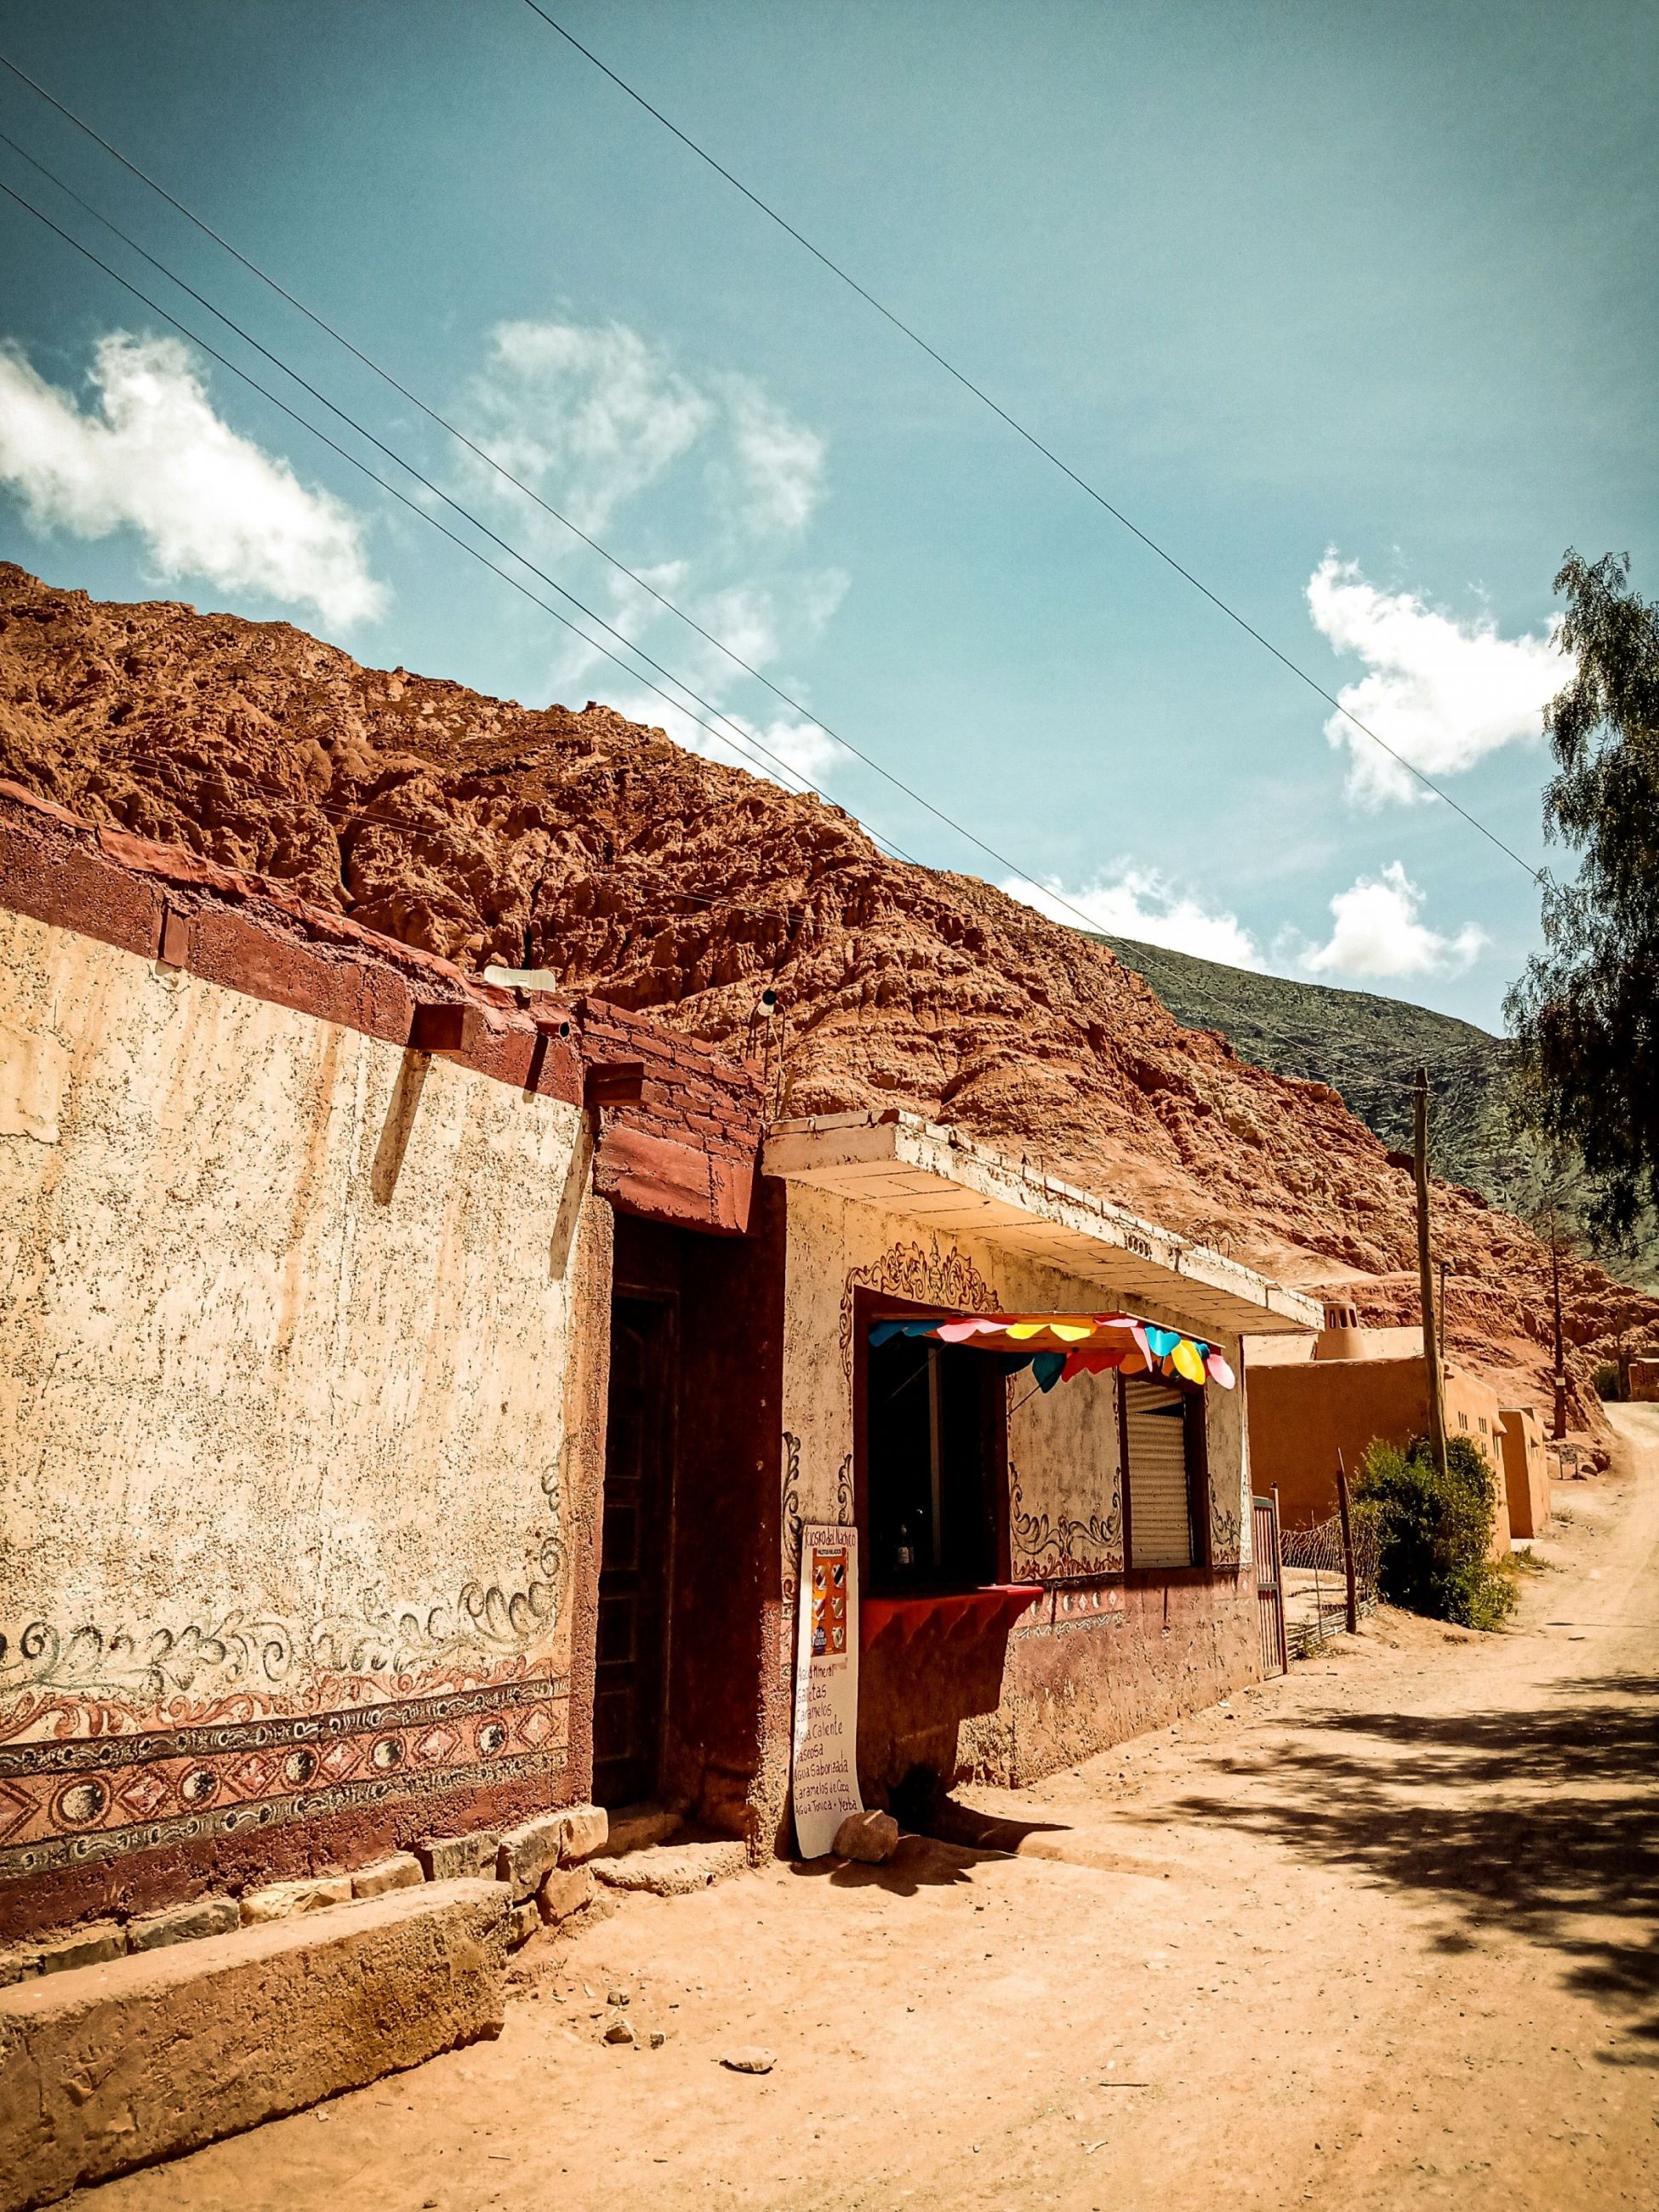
[1096,932,1657,1288]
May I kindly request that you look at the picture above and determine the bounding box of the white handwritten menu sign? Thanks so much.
[790,1523,864,1858]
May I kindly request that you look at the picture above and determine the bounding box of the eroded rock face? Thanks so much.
[2,562,1653,1423]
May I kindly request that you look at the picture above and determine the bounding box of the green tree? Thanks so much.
[1506,551,1659,1247]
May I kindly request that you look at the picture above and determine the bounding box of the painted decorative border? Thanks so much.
[1007,1584,1127,1640]
[838,1238,995,1380]
[1,1468,571,1743]
[1008,1462,1124,1581]
[0,1675,568,1877]
[780,1434,853,1605]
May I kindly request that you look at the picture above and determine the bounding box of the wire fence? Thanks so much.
[1279,1501,1382,1658]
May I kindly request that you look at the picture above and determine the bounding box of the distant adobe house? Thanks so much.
[1244,1302,1526,1554]
[0,780,1320,1964]
[1629,1356,1659,1404]
[1497,1402,1550,1539]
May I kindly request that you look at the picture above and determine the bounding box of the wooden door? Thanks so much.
[593,1295,676,1808]
[1253,1493,1286,1679]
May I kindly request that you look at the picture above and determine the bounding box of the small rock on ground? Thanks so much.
[834,1810,900,1863]
[721,2047,776,2074]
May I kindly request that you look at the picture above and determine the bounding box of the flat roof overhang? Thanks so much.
[762,1110,1322,1342]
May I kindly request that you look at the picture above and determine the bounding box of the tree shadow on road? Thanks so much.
[1166,1669,1659,2063]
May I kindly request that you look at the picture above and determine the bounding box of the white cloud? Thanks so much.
[459,316,845,778]
[0,334,385,625]
[1297,862,1486,979]
[710,375,825,534]
[607,690,839,788]
[1001,869,1266,969]
[463,319,711,537]
[459,322,828,548]
[1306,553,1565,807]
[691,581,784,670]
[541,558,692,695]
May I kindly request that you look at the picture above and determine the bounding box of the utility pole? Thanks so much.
[1414,1068,1448,1477]
[1550,1223,1567,1440]
[1335,1450,1360,1636]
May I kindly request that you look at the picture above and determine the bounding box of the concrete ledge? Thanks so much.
[0,1877,507,2212]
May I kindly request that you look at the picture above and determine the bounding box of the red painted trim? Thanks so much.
[593,1120,755,1235]
[0,781,764,1193]
[862,1584,1041,1651]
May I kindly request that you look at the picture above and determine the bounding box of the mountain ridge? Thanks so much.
[1095,932,1656,1289]
[2,560,1654,1428]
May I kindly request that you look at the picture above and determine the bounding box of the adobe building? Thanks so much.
[0,780,769,1956]
[1497,1402,1550,1539]
[1629,1356,1659,1404]
[1245,1304,1516,1554]
[0,779,1320,1975]
[762,1114,1318,1806]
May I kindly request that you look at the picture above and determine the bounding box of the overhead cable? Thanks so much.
[0,48,1194,933]
[0,168,935,860]
[515,2,1546,887]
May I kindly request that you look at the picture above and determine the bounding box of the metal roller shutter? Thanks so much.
[1124,1377,1194,1568]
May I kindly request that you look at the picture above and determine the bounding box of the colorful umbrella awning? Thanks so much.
[867,1312,1235,1394]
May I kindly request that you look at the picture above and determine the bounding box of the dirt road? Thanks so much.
[86,1410,1658,2211]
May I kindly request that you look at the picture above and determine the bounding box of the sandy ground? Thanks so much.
[83,1409,1659,2211]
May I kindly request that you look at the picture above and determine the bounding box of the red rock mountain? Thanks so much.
[2,562,1652,1428]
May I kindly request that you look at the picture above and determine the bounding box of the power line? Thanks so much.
[516,1,1547,888]
[0,146,1508,1069]
[0,127,911,848]
[0,71,1536,1054]
[0,168,934,857]
[0,48,1191,938]
[0,148,1508,1072]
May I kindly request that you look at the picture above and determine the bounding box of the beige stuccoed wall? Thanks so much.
[774,1180,1258,1802]
[778,1179,1249,1586]
[0,910,592,1744]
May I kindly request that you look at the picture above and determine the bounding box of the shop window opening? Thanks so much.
[867,1333,1002,1596]
[1122,1374,1203,1570]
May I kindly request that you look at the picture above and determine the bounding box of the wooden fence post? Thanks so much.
[1268,1484,1288,1673]
[1336,1452,1359,1635]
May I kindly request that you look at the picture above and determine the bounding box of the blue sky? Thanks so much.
[0,1,1653,1026]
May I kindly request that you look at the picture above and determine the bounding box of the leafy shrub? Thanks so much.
[1592,1360,1622,1400]
[1354,1433,1517,1631]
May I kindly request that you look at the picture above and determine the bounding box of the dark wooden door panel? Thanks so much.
[593,1295,675,1808]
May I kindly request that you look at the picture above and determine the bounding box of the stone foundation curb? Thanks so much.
[240,1872,353,1924]
[416,1830,499,1882]
[591,1840,749,1896]
[558,1803,607,1864]
[128,1897,241,1953]
[0,1877,508,2212]
[351,1852,425,1900]
[497,1810,566,1901]
[537,1864,595,1924]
